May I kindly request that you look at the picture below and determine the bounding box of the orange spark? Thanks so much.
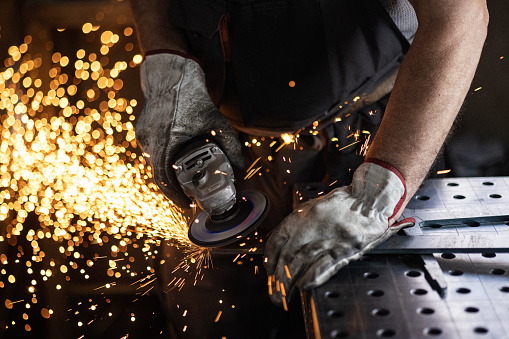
[337,140,361,151]
[244,166,262,180]
[275,143,286,153]
[282,297,288,311]
[284,265,292,279]
[245,157,261,174]
[214,311,223,322]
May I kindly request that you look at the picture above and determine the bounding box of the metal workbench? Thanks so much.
[301,177,509,339]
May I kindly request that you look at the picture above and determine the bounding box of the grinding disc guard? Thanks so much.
[188,190,268,248]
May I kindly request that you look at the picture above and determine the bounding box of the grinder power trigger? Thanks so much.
[173,140,269,248]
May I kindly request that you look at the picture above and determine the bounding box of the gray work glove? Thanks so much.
[135,51,244,208]
[264,160,415,306]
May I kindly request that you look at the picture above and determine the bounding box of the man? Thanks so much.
[131,0,488,337]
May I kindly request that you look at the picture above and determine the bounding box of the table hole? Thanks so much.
[456,288,471,294]
[448,269,464,276]
[464,221,480,227]
[327,310,345,318]
[505,221,509,226]
[453,195,466,199]
[429,224,443,229]
[482,253,496,258]
[465,307,479,313]
[406,270,422,277]
[441,253,456,259]
[411,288,428,296]
[330,329,349,338]
[482,181,494,186]
[372,308,390,317]
[418,307,435,315]
[447,182,459,186]
[490,268,505,275]
[368,290,384,297]
[499,286,509,293]
[416,195,430,201]
[376,329,396,338]
[363,272,380,279]
[424,327,443,336]
[325,291,340,298]
[489,194,502,199]
[474,327,489,334]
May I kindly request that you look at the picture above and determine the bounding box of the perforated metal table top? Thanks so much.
[302,177,509,339]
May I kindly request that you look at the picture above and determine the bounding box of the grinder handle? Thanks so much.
[173,139,237,215]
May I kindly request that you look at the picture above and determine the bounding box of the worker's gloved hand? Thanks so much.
[264,159,415,306]
[136,51,244,208]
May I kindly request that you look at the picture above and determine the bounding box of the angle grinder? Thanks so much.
[174,139,269,248]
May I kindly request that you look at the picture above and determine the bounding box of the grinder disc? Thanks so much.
[188,190,269,248]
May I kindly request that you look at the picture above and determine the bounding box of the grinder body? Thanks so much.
[174,140,268,248]
[174,140,236,215]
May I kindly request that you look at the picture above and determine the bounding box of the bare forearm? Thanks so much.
[130,0,188,54]
[367,0,488,208]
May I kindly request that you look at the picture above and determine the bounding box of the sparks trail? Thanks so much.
[0,21,208,334]
[170,246,211,286]
[1,45,191,248]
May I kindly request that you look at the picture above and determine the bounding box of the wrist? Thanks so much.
[352,159,407,222]
[364,158,407,215]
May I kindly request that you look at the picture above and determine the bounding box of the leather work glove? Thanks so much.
[264,159,415,306]
[135,51,244,208]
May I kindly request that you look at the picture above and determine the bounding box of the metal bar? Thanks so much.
[403,226,448,297]
[421,254,448,298]
[370,234,509,254]
[300,291,319,339]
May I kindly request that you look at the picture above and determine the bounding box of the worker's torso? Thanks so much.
[171,0,417,135]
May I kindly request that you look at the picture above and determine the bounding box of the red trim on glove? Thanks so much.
[392,217,416,228]
[364,158,407,226]
[144,49,201,65]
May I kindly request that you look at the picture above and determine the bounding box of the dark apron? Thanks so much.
[171,0,410,132]
[162,4,412,338]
